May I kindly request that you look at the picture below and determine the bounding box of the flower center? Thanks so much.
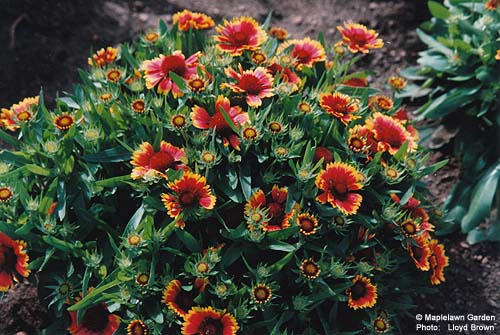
[199,318,222,335]
[179,191,196,206]
[0,245,16,273]
[233,31,249,44]
[172,115,187,128]
[0,188,13,202]
[17,111,32,121]
[149,152,175,172]
[131,322,147,335]
[162,55,187,76]
[334,183,348,195]
[352,32,368,46]
[196,262,210,273]
[351,281,367,300]
[81,305,110,332]
[300,218,314,232]
[132,100,146,112]
[57,116,73,127]
[293,48,311,64]
[239,74,263,95]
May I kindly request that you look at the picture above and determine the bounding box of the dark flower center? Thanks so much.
[179,191,196,206]
[131,322,146,335]
[351,33,368,45]
[162,55,187,76]
[149,152,175,172]
[239,74,263,95]
[351,281,367,300]
[412,245,423,259]
[81,305,109,332]
[232,31,249,44]
[0,245,16,273]
[293,48,311,64]
[176,291,194,314]
[199,318,223,335]
[300,219,314,232]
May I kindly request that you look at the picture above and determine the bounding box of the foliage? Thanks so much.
[1,11,448,335]
[399,0,500,244]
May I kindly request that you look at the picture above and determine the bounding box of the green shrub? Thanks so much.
[1,11,448,334]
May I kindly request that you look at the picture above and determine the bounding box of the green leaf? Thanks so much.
[168,71,189,94]
[267,241,296,252]
[124,204,145,235]
[67,278,122,311]
[239,165,252,201]
[57,96,80,109]
[416,29,453,58]
[95,175,132,188]
[461,160,500,233]
[428,1,451,20]
[82,146,131,163]
[175,229,201,252]
[421,159,448,175]
[0,129,20,148]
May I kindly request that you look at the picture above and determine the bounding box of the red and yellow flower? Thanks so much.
[252,283,272,304]
[373,317,389,333]
[162,278,207,316]
[319,92,360,125]
[191,95,249,150]
[313,146,333,166]
[486,0,500,10]
[390,194,434,234]
[245,185,290,231]
[88,46,119,67]
[315,162,364,215]
[161,172,216,227]
[1,96,39,130]
[365,113,417,155]
[141,51,200,97]
[130,141,186,180]
[300,258,321,279]
[0,232,30,292]
[277,37,326,70]
[269,27,289,41]
[54,113,75,131]
[346,275,378,309]
[68,303,120,335]
[267,63,300,91]
[407,235,431,271]
[297,213,319,236]
[0,187,13,202]
[342,77,368,87]
[215,16,267,56]
[127,320,148,335]
[369,95,394,112]
[221,65,274,108]
[173,9,215,31]
[429,239,449,285]
[182,307,239,335]
[144,31,160,43]
[388,76,407,90]
[496,49,500,60]
[337,23,384,54]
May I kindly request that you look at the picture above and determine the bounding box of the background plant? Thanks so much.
[400,0,500,244]
[1,10,448,335]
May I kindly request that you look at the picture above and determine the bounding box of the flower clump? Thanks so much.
[0,9,448,334]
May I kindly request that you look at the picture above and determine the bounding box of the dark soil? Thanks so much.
[1,1,499,334]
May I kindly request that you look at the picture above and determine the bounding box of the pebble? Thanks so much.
[291,15,303,25]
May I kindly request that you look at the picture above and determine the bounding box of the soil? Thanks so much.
[1,1,499,334]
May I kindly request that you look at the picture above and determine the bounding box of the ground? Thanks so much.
[0,1,499,334]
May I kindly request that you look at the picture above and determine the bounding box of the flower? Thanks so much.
[277,37,326,70]
[161,171,216,226]
[221,65,274,108]
[127,320,148,335]
[298,101,312,114]
[88,46,119,67]
[162,279,207,316]
[68,303,120,335]
[365,113,417,155]
[187,77,206,92]
[182,307,239,335]
[130,141,186,180]
[269,27,289,41]
[315,162,364,215]
[100,93,113,102]
[388,76,407,90]
[343,77,368,87]
[267,63,300,91]
[191,95,249,150]
[400,219,420,238]
[407,235,431,271]
[144,31,159,43]
[252,283,272,304]
[245,185,290,231]
[1,96,39,130]
[171,114,188,129]
[373,317,389,333]
[297,213,319,236]
[215,16,267,56]
[390,194,434,233]
[337,23,383,54]
[428,239,449,285]
[242,126,259,141]
[251,51,267,65]
[106,69,122,82]
[141,51,200,97]
[319,92,360,125]
[300,258,321,279]
[0,187,13,202]
[369,95,394,112]
[173,9,215,31]
[313,146,333,166]
[486,0,500,10]
[136,273,150,286]
[53,113,75,130]
[347,130,367,153]
[0,232,30,291]
[346,275,378,309]
[127,234,142,247]
[131,99,146,113]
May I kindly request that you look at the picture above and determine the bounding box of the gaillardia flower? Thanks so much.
[182,307,239,335]
[245,185,290,231]
[267,63,300,91]
[0,232,30,291]
[191,95,249,150]
[319,92,360,125]
[68,303,120,335]
[297,213,319,236]
[315,162,364,215]
[161,278,207,316]
[486,0,500,10]
[88,46,119,67]
[141,51,200,97]
[173,9,215,31]
[407,235,431,271]
[337,23,384,54]
[346,275,378,309]
[221,65,274,108]
[369,95,394,112]
[215,16,267,56]
[277,37,326,70]
[269,27,289,41]
[54,113,75,131]
[0,186,13,202]
[300,258,321,279]
[428,239,449,285]
[388,76,407,90]
[130,141,186,180]
[161,171,216,226]
[127,320,148,335]
[252,283,272,304]
[365,113,417,155]
[373,317,389,333]
[1,96,39,131]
